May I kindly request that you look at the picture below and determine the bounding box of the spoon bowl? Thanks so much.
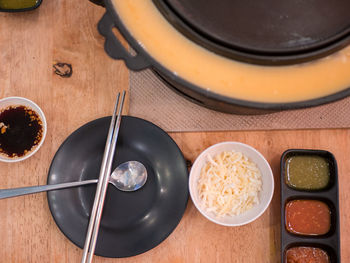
[110,161,147,191]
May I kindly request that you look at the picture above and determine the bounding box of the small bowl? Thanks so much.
[0,0,42,12]
[189,141,274,226]
[0,97,47,162]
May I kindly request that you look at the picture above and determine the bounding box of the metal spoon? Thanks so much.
[0,161,147,200]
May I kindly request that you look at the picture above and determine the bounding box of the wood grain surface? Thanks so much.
[0,1,349,263]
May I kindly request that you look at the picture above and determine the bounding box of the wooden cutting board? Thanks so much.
[0,1,349,262]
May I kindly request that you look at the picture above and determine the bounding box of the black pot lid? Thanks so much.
[154,0,350,65]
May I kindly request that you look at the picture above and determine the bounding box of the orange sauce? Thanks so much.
[285,200,331,236]
[286,247,330,263]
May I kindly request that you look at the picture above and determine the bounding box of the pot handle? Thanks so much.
[98,12,151,71]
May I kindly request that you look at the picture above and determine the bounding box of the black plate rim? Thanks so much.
[46,115,189,258]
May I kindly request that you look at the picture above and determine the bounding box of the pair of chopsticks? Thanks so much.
[81,91,126,263]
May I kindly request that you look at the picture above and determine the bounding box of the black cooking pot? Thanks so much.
[93,0,350,114]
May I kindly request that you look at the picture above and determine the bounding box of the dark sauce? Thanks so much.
[0,106,43,158]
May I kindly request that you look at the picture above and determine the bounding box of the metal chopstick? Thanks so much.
[86,91,125,262]
[81,91,126,263]
[81,92,120,263]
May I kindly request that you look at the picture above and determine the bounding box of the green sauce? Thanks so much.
[285,155,330,190]
[0,0,38,9]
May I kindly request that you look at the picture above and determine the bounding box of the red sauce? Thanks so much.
[286,247,330,263]
[285,200,331,236]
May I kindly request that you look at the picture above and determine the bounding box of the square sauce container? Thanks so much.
[280,149,340,263]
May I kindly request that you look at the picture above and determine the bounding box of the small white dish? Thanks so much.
[189,141,274,227]
[0,97,47,162]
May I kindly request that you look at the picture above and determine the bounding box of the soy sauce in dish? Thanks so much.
[0,106,43,158]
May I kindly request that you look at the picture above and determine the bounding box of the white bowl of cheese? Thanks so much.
[189,141,274,226]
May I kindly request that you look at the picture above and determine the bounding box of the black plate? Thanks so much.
[47,116,189,258]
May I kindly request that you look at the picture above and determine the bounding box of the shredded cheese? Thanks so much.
[198,150,262,217]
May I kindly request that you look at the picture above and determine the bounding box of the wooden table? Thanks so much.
[1,1,349,262]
